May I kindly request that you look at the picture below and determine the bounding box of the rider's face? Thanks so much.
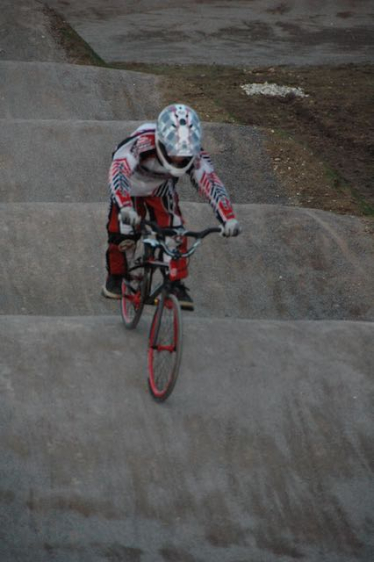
[168,155,192,169]
[169,156,187,165]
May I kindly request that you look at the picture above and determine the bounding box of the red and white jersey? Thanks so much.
[108,123,236,224]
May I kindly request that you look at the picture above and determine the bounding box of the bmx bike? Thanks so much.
[121,220,221,402]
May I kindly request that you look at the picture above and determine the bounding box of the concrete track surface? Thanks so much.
[1,316,373,562]
[0,117,281,204]
[1,4,374,562]
[0,0,67,63]
[46,0,374,66]
[0,203,373,321]
[0,62,162,120]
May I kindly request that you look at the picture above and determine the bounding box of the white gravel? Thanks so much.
[241,82,309,98]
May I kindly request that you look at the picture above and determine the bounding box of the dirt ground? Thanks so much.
[45,7,374,219]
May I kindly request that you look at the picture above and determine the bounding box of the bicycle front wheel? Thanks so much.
[148,293,183,402]
[121,270,149,330]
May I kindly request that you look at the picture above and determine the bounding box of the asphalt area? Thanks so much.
[45,7,374,220]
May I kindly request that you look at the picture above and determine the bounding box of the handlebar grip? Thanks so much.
[184,226,222,239]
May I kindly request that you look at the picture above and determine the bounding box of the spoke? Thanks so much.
[150,301,178,391]
[121,275,145,329]
[148,294,182,401]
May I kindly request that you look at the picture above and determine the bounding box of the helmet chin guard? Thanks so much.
[156,104,202,177]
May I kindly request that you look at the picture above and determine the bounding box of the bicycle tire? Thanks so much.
[148,293,183,402]
[121,269,150,330]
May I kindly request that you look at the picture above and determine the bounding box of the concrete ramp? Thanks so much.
[0,119,281,204]
[0,62,162,120]
[0,0,67,63]
[0,315,373,562]
[1,203,373,320]
[45,0,374,66]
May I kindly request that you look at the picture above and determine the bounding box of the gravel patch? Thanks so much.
[241,82,309,98]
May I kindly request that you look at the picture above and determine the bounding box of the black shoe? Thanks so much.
[102,275,122,299]
[170,281,194,311]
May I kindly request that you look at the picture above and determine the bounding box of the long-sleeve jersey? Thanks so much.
[108,123,236,225]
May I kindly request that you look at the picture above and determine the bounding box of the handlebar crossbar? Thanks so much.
[141,219,222,239]
[140,220,222,260]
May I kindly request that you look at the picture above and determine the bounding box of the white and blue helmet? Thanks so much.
[155,104,202,177]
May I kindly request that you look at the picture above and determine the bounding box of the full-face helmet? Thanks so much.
[155,104,202,177]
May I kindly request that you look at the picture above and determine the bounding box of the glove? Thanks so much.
[119,206,141,227]
[222,219,241,237]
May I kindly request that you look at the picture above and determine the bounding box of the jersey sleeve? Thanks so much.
[108,148,137,209]
[108,130,156,208]
[189,151,236,224]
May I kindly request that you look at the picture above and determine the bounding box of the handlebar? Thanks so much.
[140,220,222,259]
[141,220,222,239]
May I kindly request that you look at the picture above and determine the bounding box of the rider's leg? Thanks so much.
[143,191,188,281]
[103,199,140,299]
[143,192,194,310]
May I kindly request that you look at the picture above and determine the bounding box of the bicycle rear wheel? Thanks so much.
[121,270,149,330]
[148,293,183,402]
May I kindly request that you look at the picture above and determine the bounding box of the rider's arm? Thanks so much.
[188,150,236,224]
[108,144,138,209]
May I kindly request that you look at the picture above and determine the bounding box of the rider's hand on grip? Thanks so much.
[119,206,141,227]
[222,219,241,237]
